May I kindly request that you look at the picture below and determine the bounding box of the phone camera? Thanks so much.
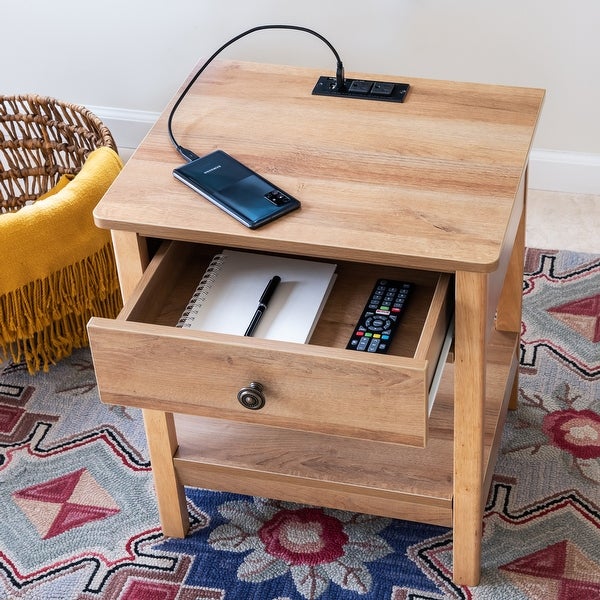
[265,190,290,206]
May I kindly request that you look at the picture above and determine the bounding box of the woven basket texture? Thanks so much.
[0,94,117,213]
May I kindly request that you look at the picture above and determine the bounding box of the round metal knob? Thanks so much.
[237,382,265,410]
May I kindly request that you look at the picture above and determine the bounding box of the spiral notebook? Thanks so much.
[177,249,337,343]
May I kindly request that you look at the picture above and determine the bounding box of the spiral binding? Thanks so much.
[176,253,226,327]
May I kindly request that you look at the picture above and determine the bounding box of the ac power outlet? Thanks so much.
[312,76,410,103]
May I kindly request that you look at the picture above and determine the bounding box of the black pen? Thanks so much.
[244,275,281,336]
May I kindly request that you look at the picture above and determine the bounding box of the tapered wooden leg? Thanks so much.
[142,408,190,537]
[453,271,488,585]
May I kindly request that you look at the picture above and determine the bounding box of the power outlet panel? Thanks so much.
[312,76,410,103]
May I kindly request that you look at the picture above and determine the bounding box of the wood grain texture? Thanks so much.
[87,60,544,585]
[142,409,189,537]
[89,318,430,446]
[88,239,452,446]
[453,271,488,584]
[110,230,149,302]
[94,61,544,273]
[170,330,516,529]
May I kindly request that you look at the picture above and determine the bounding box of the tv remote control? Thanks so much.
[346,279,412,353]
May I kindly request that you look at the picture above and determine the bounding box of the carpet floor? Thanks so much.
[1,248,599,600]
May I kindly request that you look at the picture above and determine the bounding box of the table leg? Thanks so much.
[110,230,150,302]
[453,270,488,585]
[142,408,190,537]
[497,171,527,410]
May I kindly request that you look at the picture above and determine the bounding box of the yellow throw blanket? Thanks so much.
[0,146,124,373]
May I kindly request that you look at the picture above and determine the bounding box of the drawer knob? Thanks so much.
[237,382,265,410]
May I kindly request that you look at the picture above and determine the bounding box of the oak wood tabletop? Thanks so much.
[94,60,544,272]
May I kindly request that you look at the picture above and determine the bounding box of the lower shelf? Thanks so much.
[172,330,518,528]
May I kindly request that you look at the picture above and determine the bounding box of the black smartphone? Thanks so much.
[173,150,301,229]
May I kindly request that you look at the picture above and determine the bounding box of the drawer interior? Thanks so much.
[122,240,452,361]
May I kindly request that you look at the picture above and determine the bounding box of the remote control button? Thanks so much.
[367,338,380,352]
[357,337,369,351]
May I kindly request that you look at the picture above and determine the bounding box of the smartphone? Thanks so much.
[173,150,301,229]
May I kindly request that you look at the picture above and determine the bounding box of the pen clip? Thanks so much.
[259,275,281,307]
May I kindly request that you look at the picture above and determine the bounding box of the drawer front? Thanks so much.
[88,319,430,446]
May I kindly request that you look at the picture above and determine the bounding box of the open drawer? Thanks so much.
[88,240,452,447]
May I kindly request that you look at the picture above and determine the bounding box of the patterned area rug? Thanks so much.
[1,248,599,600]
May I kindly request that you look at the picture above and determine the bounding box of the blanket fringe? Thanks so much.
[0,242,122,373]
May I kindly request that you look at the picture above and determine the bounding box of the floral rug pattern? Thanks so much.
[1,248,599,600]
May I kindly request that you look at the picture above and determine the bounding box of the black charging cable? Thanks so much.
[167,24,346,163]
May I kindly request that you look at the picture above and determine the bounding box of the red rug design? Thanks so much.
[501,541,600,600]
[548,293,600,343]
[13,468,120,539]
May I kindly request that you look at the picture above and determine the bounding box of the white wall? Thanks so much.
[5,0,600,192]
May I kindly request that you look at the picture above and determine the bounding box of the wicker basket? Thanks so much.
[0,94,122,373]
[0,94,117,212]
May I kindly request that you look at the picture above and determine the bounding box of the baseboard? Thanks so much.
[90,106,158,160]
[92,106,600,195]
[529,149,600,194]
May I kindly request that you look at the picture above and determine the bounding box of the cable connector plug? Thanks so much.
[336,61,346,92]
[178,147,200,163]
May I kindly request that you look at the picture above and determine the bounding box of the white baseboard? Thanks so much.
[529,149,600,195]
[92,106,600,195]
[90,106,158,159]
